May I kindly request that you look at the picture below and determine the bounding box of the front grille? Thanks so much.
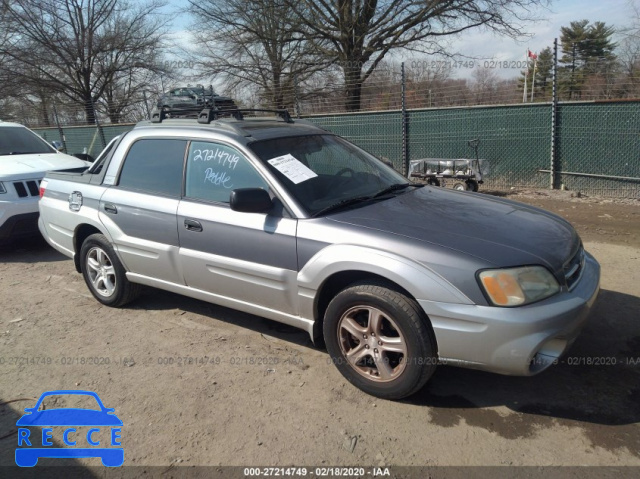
[564,247,585,290]
[13,180,41,198]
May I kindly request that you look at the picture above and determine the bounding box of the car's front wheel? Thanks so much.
[80,233,141,307]
[323,282,438,400]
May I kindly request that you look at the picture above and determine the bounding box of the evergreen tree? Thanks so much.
[559,20,617,99]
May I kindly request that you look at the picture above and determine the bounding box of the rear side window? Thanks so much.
[118,139,187,196]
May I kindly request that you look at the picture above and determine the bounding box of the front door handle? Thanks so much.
[103,203,117,214]
[184,219,203,232]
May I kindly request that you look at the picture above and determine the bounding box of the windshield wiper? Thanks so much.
[311,196,377,218]
[373,182,423,198]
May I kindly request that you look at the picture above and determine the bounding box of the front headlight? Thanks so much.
[478,266,560,307]
[0,182,6,194]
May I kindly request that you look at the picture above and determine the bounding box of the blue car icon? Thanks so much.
[15,390,123,467]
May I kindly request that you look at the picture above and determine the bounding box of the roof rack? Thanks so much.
[150,107,294,124]
[151,107,202,123]
[197,108,293,124]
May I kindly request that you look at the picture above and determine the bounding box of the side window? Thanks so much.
[118,139,187,197]
[185,141,268,204]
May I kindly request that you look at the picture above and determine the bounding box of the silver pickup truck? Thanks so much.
[38,110,600,399]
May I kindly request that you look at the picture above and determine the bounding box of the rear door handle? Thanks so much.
[103,203,117,214]
[184,219,203,232]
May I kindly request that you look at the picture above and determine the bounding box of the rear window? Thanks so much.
[118,139,187,196]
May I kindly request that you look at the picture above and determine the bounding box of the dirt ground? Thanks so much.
[1,189,639,475]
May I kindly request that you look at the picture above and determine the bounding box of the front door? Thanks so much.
[177,140,298,315]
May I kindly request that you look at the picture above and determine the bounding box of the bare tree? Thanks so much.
[406,61,454,108]
[471,67,500,104]
[1,0,169,124]
[0,1,15,102]
[287,0,550,111]
[188,0,326,110]
[617,1,640,97]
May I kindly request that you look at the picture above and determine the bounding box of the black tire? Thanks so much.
[80,233,141,307]
[466,179,479,192]
[323,281,438,400]
[453,182,466,191]
[427,177,440,187]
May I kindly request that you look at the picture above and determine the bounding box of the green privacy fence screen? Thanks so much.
[35,123,135,159]
[308,101,640,198]
[33,101,640,198]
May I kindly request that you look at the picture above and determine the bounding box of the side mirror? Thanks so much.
[230,188,273,213]
[51,141,64,152]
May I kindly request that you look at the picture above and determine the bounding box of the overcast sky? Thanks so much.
[166,0,638,80]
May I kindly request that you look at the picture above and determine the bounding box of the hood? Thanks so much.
[0,152,89,180]
[328,186,580,272]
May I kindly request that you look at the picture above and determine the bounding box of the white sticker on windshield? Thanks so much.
[267,154,318,184]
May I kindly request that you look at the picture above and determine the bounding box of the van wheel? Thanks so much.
[323,282,438,400]
[80,233,141,307]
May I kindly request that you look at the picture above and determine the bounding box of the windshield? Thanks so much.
[0,126,56,155]
[250,135,408,216]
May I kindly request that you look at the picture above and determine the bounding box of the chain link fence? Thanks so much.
[407,103,551,190]
[34,123,135,159]
[304,101,640,199]
[556,102,640,197]
[30,100,640,199]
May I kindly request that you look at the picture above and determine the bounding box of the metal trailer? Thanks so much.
[409,139,489,192]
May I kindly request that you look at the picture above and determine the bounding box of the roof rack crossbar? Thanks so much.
[197,108,293,124]
[152,107,293,124]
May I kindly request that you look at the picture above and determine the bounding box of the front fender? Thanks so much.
[296,244,473,321]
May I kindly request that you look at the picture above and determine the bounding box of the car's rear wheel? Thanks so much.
[80,233,141,307]
[323,281,438,400]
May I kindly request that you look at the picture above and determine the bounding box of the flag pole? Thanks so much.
[523,50,528,103]
[531,56,537,102]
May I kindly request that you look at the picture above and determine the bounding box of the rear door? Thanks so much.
[99,138,187,285]
[177,140,299,315]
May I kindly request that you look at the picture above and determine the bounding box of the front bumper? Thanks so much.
[0,209,40,242]
[419,251,601,376]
